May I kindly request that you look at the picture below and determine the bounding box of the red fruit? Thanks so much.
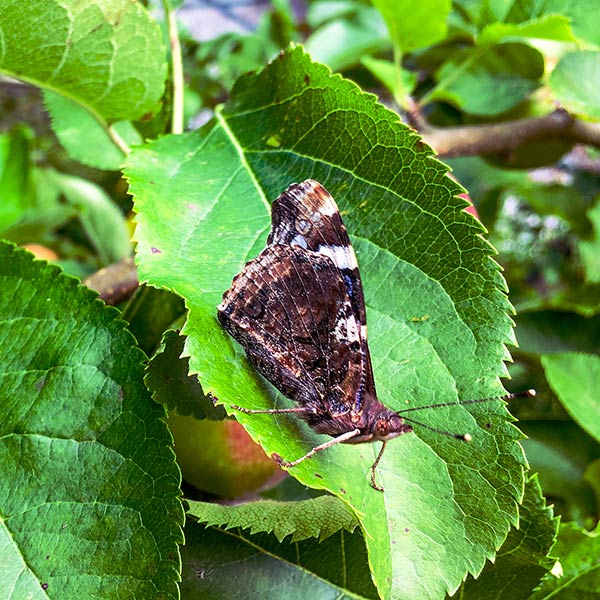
[167,412,285,498]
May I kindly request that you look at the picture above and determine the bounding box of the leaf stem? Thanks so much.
[164,0,184,134]
[106,124,131,156]
[392,46,406,109]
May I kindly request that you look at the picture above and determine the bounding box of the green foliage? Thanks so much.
[44,91,143,171]
[181,519,379,599]
[542,353,600,442]
[457,475,559,599]
[305,3,389,72]
[580,200,600,283]
[188,495,358,542]
[0,242,183,598]
[371,0,451,54]
[550,51,600,121]
[125,45,525,599]
[0,125,33,228]
[531,522,600,598]
[1,0,599,598]
[520,422,599,529]
[146,329,226,420]
[429,42,544,116]
[0,0,166,123]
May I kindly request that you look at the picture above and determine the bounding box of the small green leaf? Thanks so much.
[304,5,389,71]
[146,329,226,420]
[188,495,358,542]
[361,55,417,102]
[372,0,451,53]
[0,242,183,599]
[0,0,167,123]
[430,42,543,116]
[542,353,600,443]
[44,91,142,170]
[126,47,524,600]
[39,169,132,265]
[180,520,378,598]
[479,14,575,45]
[550,51,600,121]
[531,522,600,599]
[505,0,600,47]
[458,475,559,599]
[579,199,600,284]
[0,125,33,230]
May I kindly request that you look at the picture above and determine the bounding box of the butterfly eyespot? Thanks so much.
[295,217,312,235]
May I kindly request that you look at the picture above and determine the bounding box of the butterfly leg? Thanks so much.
[230,404,312,415]
[272,428,362,468]
[369,441,388,492]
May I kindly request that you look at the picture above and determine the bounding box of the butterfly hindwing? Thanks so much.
[218,243,365,418]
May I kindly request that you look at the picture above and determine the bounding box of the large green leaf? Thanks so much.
[125,47,525,599]
[0,242,183,598]
[0,0,166,123]
[180,519,378,599]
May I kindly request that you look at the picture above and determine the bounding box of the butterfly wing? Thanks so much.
[218,243,366,421]
[268,180,377,412]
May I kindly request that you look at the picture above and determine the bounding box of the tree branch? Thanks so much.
[415,109,600,158]
[84,258,138,305]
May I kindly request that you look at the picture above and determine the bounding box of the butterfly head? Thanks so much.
[347,406,413,444]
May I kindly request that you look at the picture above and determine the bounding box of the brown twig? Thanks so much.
[414,109,600,158]
[84,258,139,305]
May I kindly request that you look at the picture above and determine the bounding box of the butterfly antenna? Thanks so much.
[396,389,536,415]
[399,415,473,441]
[396,389,535,441]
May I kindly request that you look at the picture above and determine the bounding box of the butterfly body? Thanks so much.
[218,180,412,450]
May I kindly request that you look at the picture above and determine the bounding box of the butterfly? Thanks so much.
[217,180,533,490]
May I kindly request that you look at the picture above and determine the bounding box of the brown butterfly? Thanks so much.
[218,180,533,490]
